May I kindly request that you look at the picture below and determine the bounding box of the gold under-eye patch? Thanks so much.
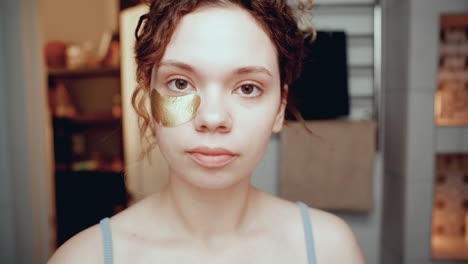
[150,89,201,127]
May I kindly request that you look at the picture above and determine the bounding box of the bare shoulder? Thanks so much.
[307,206,366,264]
[48,223,103,264]
[260,192,365,264]
[48,195,158,264]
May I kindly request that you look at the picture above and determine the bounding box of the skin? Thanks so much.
[49,4,365,264]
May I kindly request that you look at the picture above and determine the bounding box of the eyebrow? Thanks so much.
[157,60,273,78]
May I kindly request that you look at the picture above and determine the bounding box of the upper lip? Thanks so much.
[187,146,237,156]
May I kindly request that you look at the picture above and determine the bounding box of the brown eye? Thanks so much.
[235,83,262,97]
[167,79,193,92]
[241,84,254,94]
[175,79,188,89]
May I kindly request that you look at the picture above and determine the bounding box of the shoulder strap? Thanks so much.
[99,217,114,264]
[297,201,317,264]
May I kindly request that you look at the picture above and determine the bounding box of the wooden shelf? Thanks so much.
[55,160,124,173]
[53,112,121,125]
[55,168,124,174]
[48,67,120,78]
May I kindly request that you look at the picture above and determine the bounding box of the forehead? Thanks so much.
[160,5,279,79]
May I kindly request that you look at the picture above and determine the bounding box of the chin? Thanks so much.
[180,167,249,190]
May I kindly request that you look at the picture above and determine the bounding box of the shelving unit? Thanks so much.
[48,66,120,78]
[48,66,128,246]
[53,113,121,126]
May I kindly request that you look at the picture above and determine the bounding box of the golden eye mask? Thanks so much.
[150,89,201,127]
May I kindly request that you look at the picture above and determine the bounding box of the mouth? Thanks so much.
[186,146,238,168]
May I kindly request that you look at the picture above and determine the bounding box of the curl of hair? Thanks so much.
[132,0,315,158]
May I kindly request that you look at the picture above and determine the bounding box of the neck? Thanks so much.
[159,173,261,243]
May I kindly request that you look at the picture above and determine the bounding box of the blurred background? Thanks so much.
[1,0,468,263]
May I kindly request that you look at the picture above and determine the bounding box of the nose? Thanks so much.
[193,92,232,133]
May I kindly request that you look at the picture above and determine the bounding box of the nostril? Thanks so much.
[219,125,229,132]
[193,102,232,132]
[197,124,229,133]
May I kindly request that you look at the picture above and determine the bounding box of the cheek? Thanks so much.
[234,102,278,158]
[238,98,279,130]
[154,125,185,162]
[238,122,273,173]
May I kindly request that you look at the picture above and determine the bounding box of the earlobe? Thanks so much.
[272,84,288,133]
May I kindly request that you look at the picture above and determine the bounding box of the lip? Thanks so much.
[187,146,238,168]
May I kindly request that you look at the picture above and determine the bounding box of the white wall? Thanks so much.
[404,0,468,263]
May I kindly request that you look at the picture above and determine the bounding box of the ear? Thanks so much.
[272,84,288,133]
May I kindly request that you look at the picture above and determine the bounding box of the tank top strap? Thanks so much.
[296,201,317,264]
[99,217,114,264]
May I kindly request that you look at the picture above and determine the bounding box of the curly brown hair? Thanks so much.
[132,0,314,155]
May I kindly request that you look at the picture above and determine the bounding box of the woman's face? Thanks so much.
[152,5,286,189]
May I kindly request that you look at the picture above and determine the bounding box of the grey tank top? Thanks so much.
[99,201,317,264]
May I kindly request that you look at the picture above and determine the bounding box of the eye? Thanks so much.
[235,83,262,97]
[167,78,194,92]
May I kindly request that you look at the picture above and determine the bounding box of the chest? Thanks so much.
[113,232,310,264]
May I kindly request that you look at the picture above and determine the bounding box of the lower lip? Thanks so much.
[188,152,237,168]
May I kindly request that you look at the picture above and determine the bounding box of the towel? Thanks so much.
[280,120,376,211]
[288,31,350,120]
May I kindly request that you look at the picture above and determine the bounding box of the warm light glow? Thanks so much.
[431,154,468,261]
[120,5,169,203]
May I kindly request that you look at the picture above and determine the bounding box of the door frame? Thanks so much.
[1,0,56,262]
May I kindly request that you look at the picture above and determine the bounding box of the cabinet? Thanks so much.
[48,67,128,246]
